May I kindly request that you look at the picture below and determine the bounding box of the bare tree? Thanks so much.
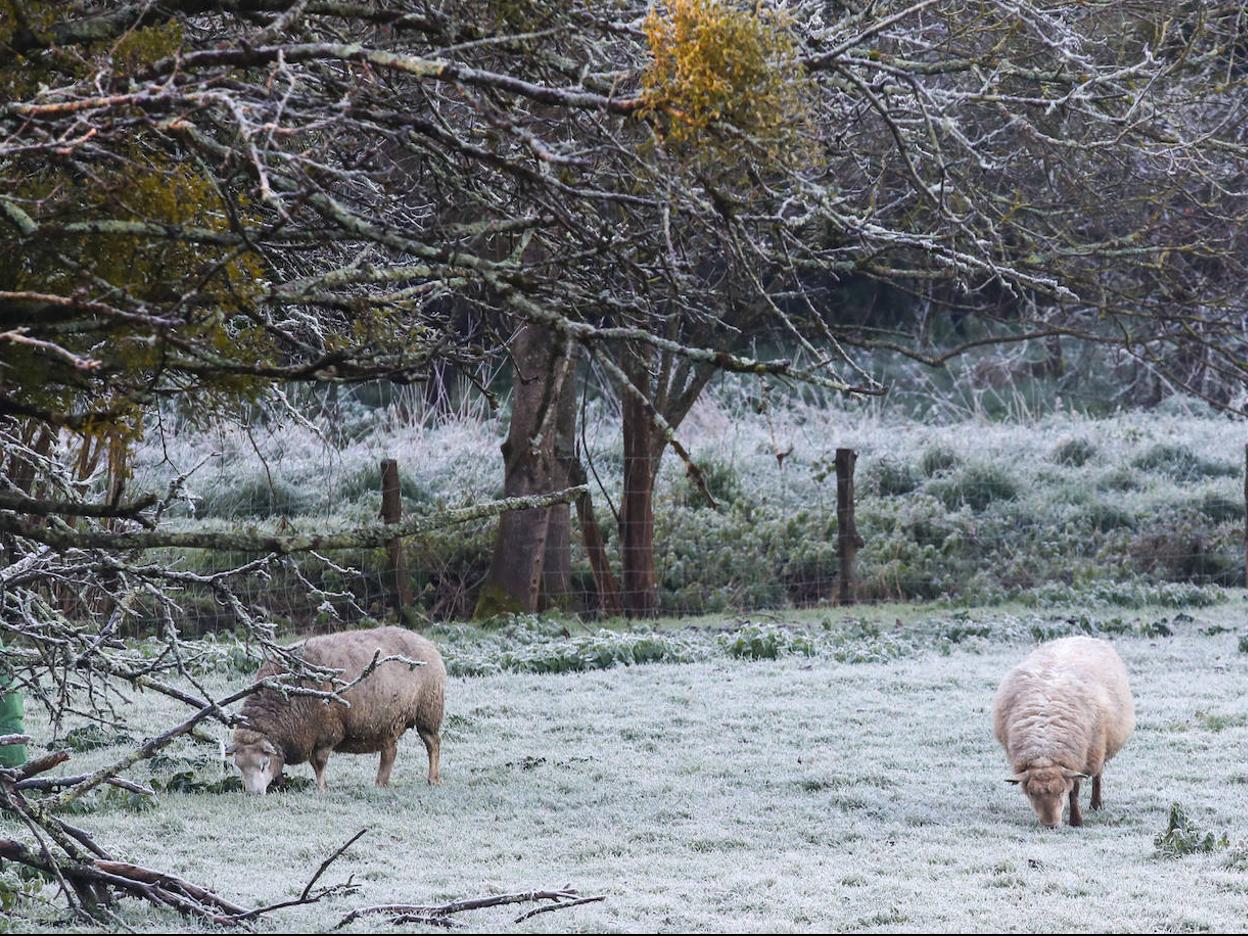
[1,0,1246,919]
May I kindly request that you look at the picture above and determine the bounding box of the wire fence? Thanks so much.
[128,441,1248,638]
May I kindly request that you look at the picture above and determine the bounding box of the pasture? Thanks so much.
[9,600,1248,933]
[7,4,1248,931]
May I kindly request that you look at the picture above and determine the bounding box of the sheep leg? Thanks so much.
[1091,774,1102,811]
[418,727,441,785]
[1068,779,1083,827]
[311,747,331,792]
[376,742,397,787]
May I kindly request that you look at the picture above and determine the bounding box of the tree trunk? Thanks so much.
[476,324,574,617]
[614,348,716,619]
[540,353,577,609]
[571,473,623,617]
[620,361,662,617]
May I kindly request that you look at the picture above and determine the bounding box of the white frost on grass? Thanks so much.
[8,609,1248,932]
[131,383,1247,527]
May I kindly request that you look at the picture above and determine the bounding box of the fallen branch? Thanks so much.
[0,837,247,924]
[15,773,155,797]
[230,828,367,922]
[513,894,607,923]
[0,486,587,553]
[336,887,607,929]
[0,490,158,522]
[0,824,368,927]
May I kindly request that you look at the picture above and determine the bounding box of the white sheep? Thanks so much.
[992,635,1134,827]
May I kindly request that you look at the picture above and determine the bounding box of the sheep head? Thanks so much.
[227,730,285,795]
[1007,766,1088,828]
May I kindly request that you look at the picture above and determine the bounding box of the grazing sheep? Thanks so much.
[992,635,1134,828]
[228,626,444,795]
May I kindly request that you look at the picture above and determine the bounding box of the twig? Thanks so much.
[229,828,368,923]
[513,894,607,922]
[336,888,606,929]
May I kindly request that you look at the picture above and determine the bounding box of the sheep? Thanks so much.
[992,635,1134,828]
[228,626,444,795]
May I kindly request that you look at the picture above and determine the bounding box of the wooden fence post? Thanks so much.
[380,458,413,619]
[835,448,865,606]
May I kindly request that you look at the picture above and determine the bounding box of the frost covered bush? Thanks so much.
[678,458,745,508]
[1193,490,1243,524]
[1020,579,1227,610]
[720,624,816,660]
[1131,443,1237,483]
[1128,508,1242,585]
[919,445,960,477]
[868,458,921,497]
[828,627,912,664]
[1098,467,1141,491]
[928,463,1019,512]
[433,615,705,676]
[1154,803,1230,859]
[194,475,311,519]
[1051,436,1097,467]
[131,386,1246,623]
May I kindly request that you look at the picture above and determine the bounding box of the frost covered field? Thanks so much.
[10,602,1248,933]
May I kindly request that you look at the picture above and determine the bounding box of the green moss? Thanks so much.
[473,582,527,620]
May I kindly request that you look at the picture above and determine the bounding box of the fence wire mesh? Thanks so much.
[130,442,1246,637]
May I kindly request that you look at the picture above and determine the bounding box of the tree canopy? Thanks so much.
[1,0,1247,922]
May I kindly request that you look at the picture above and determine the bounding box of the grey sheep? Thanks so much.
[228,626,445,794]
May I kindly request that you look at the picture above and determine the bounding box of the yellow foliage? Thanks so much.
[641,0,813,166]
[2,144,269,429]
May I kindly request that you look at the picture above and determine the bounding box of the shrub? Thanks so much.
[871,458,921,497]
[919,445,960,477]
[62,725,131,752]
[195,475,310,518]
[1132,443,1236,483]
[1129,514,1241,585]
[680,458,744,508]
[335,462,429,507]
[930,464,1018,512]
[1194,491,1243,525]
[1052,437,1097,467]
[1098,467,1140,492]
[1154,802,1229,859]
[1083,500,1136,532]
[720,623,815,660]
[1020,579,1226,610]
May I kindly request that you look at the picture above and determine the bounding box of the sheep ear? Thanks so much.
[1005,774,1027,785]
[260,739,278,756]
[1062,770,1091,780]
